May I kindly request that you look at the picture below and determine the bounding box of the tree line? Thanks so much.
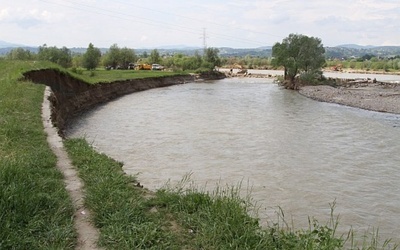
[5,35,400,85]
[326,56,400,72]
[4,43,222,72]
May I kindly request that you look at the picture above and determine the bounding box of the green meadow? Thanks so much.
[70,68,188,84]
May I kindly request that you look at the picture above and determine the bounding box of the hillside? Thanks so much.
[325,46,400,59]
[1,41,399,59]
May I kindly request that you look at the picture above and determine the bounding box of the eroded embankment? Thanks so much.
[24,69,195,136]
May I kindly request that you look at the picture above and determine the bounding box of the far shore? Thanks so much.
[298,83,400,115]
[218,68,400,114]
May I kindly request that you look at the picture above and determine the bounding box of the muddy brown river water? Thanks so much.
[67,76,400,242]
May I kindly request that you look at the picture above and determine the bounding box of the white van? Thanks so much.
[151,64,164,70]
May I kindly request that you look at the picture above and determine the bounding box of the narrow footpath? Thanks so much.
[41,87,101,250]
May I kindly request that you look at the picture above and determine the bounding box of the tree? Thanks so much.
[6,48,34,60]
[103,44,121,68]
[149,49,161,64]
[38,44,72,68]
[102,44,137,69]
[119,47,137,69]
[272,34,325,89]
[202,47,221,70]
[72,54,83,68]
[82,43,101,70]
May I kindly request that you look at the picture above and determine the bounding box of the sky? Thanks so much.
[1,0,400,49]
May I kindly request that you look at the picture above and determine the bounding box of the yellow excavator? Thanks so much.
[136,63,152,70]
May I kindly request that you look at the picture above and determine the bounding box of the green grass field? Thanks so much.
[71,68,189,84]
[1,59,398,249]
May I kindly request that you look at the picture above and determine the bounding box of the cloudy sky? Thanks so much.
[1,0,399,48]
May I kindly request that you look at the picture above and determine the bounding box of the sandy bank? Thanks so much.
[299,82,400,114]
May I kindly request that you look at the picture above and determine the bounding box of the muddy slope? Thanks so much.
[24,69,195,136]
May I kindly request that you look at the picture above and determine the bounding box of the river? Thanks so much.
[67,74,400,241]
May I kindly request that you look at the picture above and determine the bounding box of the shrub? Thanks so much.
[299,70,324,85]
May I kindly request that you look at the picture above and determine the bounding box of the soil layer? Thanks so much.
[24,69,195,136]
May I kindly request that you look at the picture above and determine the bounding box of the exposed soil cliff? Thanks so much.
[24,69,195,136]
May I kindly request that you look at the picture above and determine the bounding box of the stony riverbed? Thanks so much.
[299,81,400,114]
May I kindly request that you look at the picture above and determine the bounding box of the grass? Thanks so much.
[69,68,189,84]
[64,138,186,249]
[1,59,399,249]
[0,60,76,249]
[64,138,399,249]
[65,138,277,249]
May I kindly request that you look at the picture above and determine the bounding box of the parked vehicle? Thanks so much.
[128,63,136,69]
[136,64,152,70]
[151,64,164,70]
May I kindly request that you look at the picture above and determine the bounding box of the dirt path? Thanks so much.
[41,87,101,250]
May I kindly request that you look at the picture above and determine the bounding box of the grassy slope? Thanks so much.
[71,68,189,84]
[66,139,398,250]
[0,60,76,249]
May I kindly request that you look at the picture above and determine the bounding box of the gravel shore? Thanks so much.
[298,82,400,114]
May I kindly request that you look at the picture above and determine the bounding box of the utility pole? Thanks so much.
[202,28,207,49]
[202,28,208,55]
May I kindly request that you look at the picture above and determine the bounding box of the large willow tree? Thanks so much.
[272,34,325,89]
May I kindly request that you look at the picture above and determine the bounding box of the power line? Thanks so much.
[111,0,282,39]
[38,0,274,47]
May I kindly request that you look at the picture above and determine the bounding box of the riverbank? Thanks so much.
[0,61,76,249]
[24,68,195,136]
[324,68,400,76]
[2,60,398,249]
[299,80,400,114]
[220,68,400,114]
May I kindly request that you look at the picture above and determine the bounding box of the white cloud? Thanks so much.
[140,35,148,42]
[0,0,399,47]
[0,8,10,20]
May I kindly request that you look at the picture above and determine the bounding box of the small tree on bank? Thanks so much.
[82,43,101,70]
[102,44,120,68]
[119,47,137,69]
[202,47,221,70]
[149,49,161,64]
[272,34,325,89]
[102,44,137,69]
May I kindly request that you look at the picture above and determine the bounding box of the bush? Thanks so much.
[195,67,213,74]
[70,67,83,75]
[299,70,324,85]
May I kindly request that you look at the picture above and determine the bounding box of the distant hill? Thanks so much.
[326,46,400,59]
[0,40,399,59]
[336,44,377,49]
[0,40,26,48]
[218,47,272,57]
[0,46,38,55]
[152,45,201,50]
